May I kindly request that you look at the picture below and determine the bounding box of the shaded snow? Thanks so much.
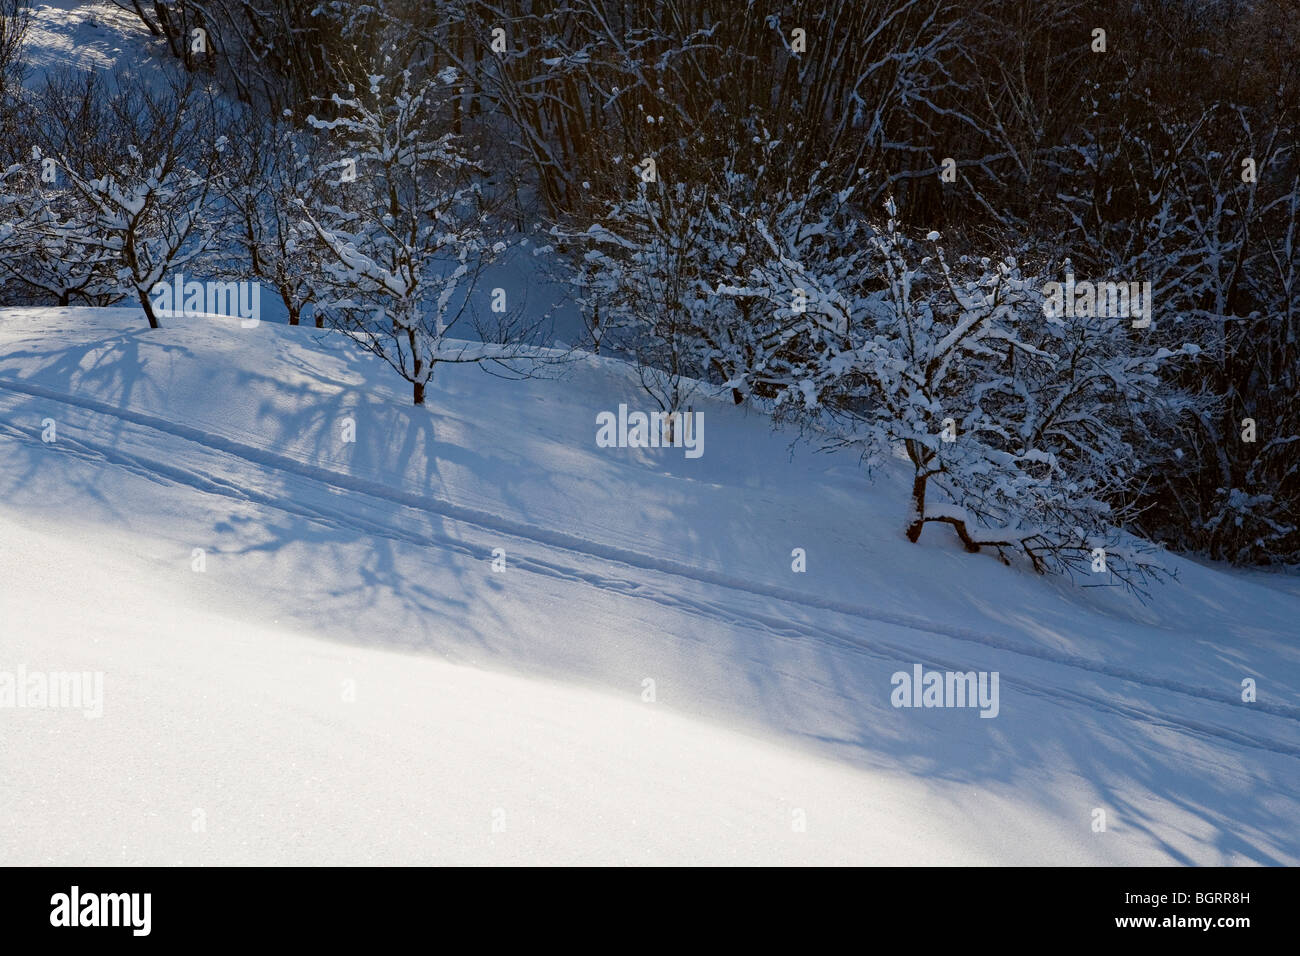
[0,307,1297,865]
[20,2,151,83]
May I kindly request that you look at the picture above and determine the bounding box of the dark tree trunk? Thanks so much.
[137,289,161,329]
[905,470,927,543]
[408,326,427,405]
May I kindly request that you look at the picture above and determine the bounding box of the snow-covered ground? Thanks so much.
[20,1,152,80]
[1,307,1297,865]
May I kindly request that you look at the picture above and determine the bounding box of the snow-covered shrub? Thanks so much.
[718,200,1199,593]
[559,176,717,423]
[1080,108,1300,566]
[560,139,863,427]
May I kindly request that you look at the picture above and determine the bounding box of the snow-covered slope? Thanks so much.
[1,307,1297,865]
[21,2,153,82]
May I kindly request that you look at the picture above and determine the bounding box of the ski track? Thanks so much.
[2,376,1298,762]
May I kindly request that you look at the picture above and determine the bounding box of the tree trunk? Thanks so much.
[408,325,424,405]
[905,470,927,543]
[137,288,161,329]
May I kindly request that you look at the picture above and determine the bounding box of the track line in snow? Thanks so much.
[2,377,1299,761]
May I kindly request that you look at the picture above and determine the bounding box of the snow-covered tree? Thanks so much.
[561,176,714,428]
[718,200,1197,592]
[299,66,522,406]
[46,72,220,327]
[697,156,869,407]
[221,114,325,326]
[562,139,862,430]
[0,150,124,306]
